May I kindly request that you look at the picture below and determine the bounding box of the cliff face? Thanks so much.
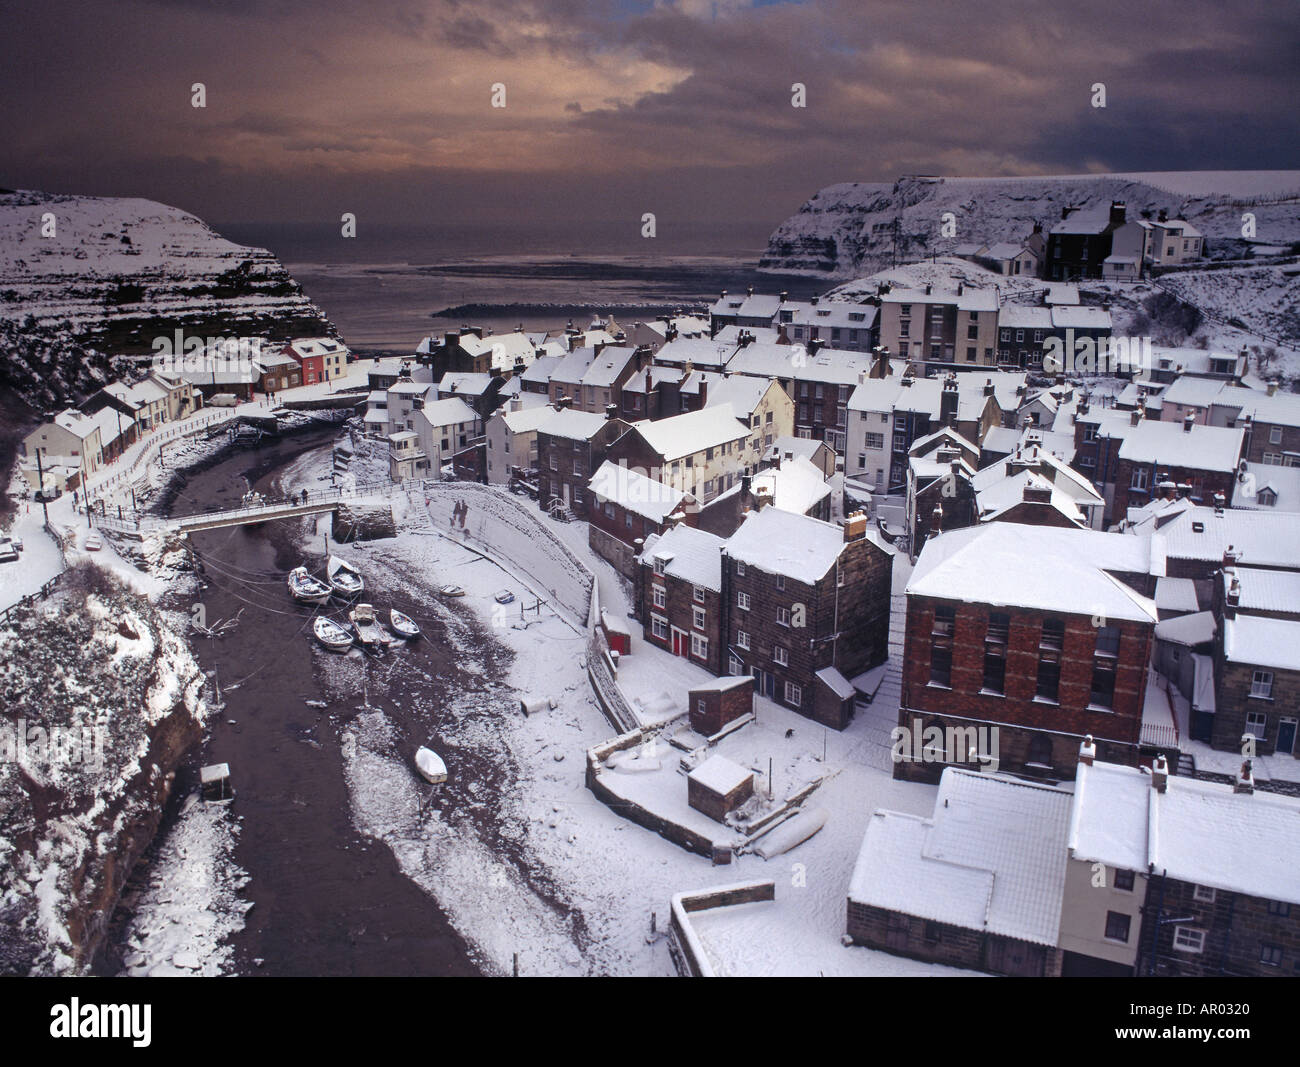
[0,564,208,975]
[0,190,337,409]
[758,173,1300,278]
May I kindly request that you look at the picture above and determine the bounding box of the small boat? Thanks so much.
[414,746,448,785]
[387,608,420,640]
[494,589,515,604]
[439,584,466,598]
[313,616,354,652]
[288,566,332,604]
[348,602,389,649]
[84,532,103,552]
[327,556,364,598]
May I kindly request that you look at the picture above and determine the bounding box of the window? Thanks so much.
[652,585,666,609]
[1037,618,1064,702]
[728,653,744,675]
[777,607,791,627]
[931,604,955,687]
[982,612,1009,694]
[736,591,752,613]
[736,630,750,650]
[1267,900,1291,917]
[1246,711,1267,739]
[1091,625,1120,708]
[651,615,668,640]
[1130,468,1148,490]
[1193,885,1217,903]
[1269,425,1283,445]
[1104,911,1131,943]
[692,606,706,631]
[653,557,666,576]
[1259,943,1283,967]
[774,645,789,666]
[784,681,802,707]
[1251,670,1273,699]
[776,575,785,591]
[736,561,745,577]
[1114,869,1136,892]
[691,632,708,659]
[693,586,705,603]
[865,432,884,450]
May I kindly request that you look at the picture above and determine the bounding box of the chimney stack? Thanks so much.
[843,510,867,542]
[1213,493,1226,516]
[1183,412,1195,433]
[1234,758,1255,795]
[1130,409,1142,427]
[1152,754,1168,793]
[1078,735,1096,766]
[983,377,994,397]
[510,397,522,412]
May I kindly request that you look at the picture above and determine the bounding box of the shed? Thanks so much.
[687,754,755,823]
[200,763,231,801]
[688,675,753,737]
[600,608,632,656]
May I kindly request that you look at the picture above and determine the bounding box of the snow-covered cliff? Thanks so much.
[0,190,337,408]
[759,172,1300,278]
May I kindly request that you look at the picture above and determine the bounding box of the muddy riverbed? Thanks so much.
[97,427,582,976]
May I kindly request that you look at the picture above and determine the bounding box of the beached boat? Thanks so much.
[439,584,466,598]
[387,608,420,640]
[414,746,448,785]
[287,566,332,604]
[326,555,364,598]
[494,589,515,604]
[348,602,389,649]
[313,616,354,652]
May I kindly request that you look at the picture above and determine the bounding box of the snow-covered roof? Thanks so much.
[1224,614,1300,672]
[975,471,1085,525]
[1153,576,1199,615]
[549,346,598,386]
[815,666,856,701]
[437,372,494,396]
[1049,306,1112,330]
[1154,610,1216,647]
[417,396,477,429]
[725,508,851,584]
[850,769,1073,947]
[580,346,638,388]
[1116,419,1244,473]
[702,375,771,420]
[1226,567,1300,615]
[52,408,100,441]
[495,402,557,435]
[458,330,537,372]
[1069,760,1300,905]
[1130,505,1300,570]
[654,335,738,371]
[388,380,432,397]
[641,524,725,591]
[287,336,347,358]
[1160,375,1230,409]
[689,675,753,694]
[588,460,687,523]
[998,305,1054,329]
[908,523,1159,623]
[519,353,562,384]
[632,407,750,461]
[535,407,611,442]
[688,754,754,796]
[747,457,832,516]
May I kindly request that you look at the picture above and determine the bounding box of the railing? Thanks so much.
[84,408,234,498]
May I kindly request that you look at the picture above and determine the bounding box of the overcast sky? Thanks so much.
[2,0,1297,232]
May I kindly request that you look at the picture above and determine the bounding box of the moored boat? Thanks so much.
[439,584,466,598]
[348,602,389,648]
[313,616,354,652]
[288,566,332,604]
[326,555,364,598]
[414,746,448,785]
[388,608,420,639]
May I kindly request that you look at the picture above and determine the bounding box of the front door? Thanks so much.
[671,627,687,657]
[752,669,774,697]
[1278,718,1297,756]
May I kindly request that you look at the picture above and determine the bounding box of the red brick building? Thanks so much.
[897,523,1159,782]
[688,676,754,736]
[535,407,629,520]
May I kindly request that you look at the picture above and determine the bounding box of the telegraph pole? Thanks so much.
[34,448,49,529]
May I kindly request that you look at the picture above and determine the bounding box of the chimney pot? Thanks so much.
[1078,735,1096,766]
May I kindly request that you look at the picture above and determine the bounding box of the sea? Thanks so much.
[215,220,826,354]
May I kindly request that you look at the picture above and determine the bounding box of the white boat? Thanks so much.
[414,746,448,785]
[313,616,354,652]
[348,603,389,648]
[327,556,364,598]
[387,608,420,640]
[494,589,515,604]
[439,584,466,598]
[287,566,332,604]
[84,532,103,552]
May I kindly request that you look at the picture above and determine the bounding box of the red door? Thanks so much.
[671,628,686,657]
